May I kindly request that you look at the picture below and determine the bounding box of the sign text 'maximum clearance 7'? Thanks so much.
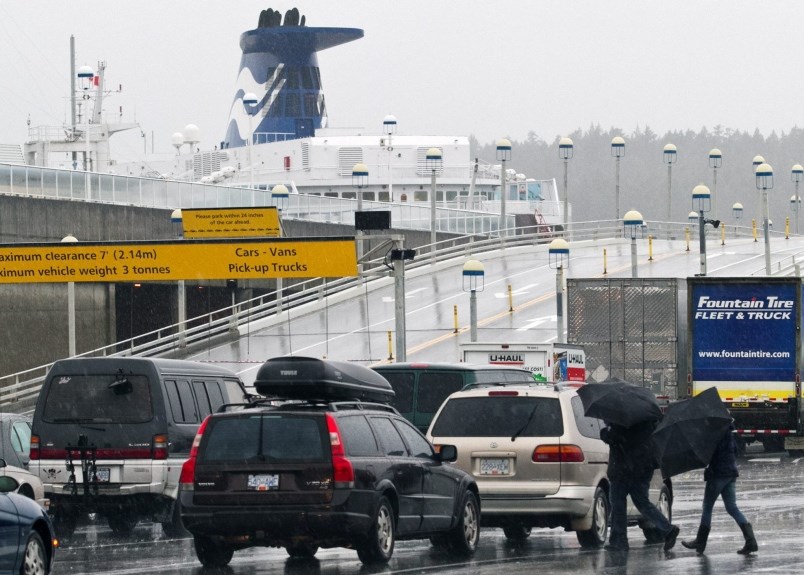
[0,238,356,283]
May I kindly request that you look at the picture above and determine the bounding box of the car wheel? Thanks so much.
[20,531,47,575]
[356,496,395,565]
[503,525,532,542]
[107,514,138,536]
[576,486,609,548]
[285,542,319,558]
[446,490,480,556]
[194,535,234,568]
[641,484,672,544]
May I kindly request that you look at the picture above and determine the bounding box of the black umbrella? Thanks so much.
[577,381,662,428]
[652,387,733,478]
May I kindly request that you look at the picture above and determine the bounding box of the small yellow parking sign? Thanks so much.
[180,207,281,238]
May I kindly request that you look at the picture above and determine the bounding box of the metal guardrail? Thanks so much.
[0,219,781,411]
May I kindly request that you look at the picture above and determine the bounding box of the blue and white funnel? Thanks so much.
[223,8,363,149]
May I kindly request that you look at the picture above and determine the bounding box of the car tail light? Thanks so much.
[179,415,211,490]
[152,434,169,460]
[29,435,40,460]
[326,414,354,488]
[532,444,585,463]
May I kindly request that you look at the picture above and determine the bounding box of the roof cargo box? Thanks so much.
[254,356,395,403]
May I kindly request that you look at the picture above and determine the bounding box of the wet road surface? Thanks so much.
[52,449,804,574]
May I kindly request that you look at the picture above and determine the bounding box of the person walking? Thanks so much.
[682,423,757,555]
[601,419,680,552]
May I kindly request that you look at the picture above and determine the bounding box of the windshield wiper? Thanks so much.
[511,402,541,442]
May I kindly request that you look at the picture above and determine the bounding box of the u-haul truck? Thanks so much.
[460,342,586,383]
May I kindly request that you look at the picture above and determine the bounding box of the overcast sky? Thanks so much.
[2,1,804,160]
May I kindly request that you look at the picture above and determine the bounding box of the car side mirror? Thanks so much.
[438,444,457,463]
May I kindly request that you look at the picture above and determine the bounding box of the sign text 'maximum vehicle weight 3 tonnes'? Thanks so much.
[687,277,803,454]
[0,237,356,283]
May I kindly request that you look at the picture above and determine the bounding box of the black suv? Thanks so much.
[180,356,481,567]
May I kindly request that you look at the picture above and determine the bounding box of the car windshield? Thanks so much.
[431,396,563,437]
[200,414,327,463]
[42,374,153,424]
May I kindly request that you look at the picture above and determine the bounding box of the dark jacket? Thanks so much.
[704,425,739,481]
[600,420,658,481]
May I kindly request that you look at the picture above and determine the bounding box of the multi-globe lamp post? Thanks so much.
[623,210,644,278]
[692,184,720,276]
[559,137,574,233]
[496,138,512,236]
[426,147,443,259]
[611,136,625,220]
[755,163,774,274]
[462,259,485,342]
[792,164,803,235]
[548,238,570,343]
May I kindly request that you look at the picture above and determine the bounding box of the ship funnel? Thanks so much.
[223,8,363,149]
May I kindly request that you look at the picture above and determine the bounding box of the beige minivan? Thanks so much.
[427,382,672,547]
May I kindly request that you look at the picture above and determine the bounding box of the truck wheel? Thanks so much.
[761,436,784,453]
[576,486,609,548]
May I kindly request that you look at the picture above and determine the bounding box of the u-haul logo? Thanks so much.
[488,354,524,364]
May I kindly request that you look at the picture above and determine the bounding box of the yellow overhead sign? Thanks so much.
[180,207,281,238]
[0,238,356,283]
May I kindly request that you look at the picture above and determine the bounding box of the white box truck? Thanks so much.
[460,342,586,383]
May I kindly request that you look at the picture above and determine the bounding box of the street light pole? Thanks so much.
[792,164,803,235]
[732,202,743,238]
[709,148,722,215]
[623,210,644,278]
[559,137,574,233]
[61,234,79,356]
[426,148,442,260]
[548,239,570,343]
[171,209,187,348]
[692,184,714,276]
[243,92,259,205]
[462,259,485,342]
[496,139,512,236]
[752,155,765,224]
[383,114,397,201]
[611,136,625,221]
[664,143,677,236]
[755,163,774,275]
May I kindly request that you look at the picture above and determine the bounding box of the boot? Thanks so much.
[737,522,758,554]
[681,525,710,554]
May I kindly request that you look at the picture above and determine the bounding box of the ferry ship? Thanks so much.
[19,8,561,229]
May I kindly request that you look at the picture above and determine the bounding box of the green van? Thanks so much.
[372,362,536,433]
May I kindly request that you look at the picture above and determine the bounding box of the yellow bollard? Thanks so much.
[721,223,725,245]
[685,227,690,252]
[453,305,459,333]
[786,216,790,240]
[648,235,653,261]
[752,219,758,242]
[603,248,608,275]
[387,331,394,360]
[508,284,514,312]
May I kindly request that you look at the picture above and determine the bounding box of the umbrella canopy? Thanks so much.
[577,381,662,428]
[652,387,733,478]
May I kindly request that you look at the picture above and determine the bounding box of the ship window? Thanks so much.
[286,67,299,89]
[414,190,428,202]
[304,94,318,116]
[286,93,301,116]
[378,191,390,202]
[342,191,356,199]
[301,67,315,89]
[269,94,284,118]
[324,192,339,198]
[361,191,375,202]
[312,67,321,89]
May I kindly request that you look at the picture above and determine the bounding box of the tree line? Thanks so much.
[474,125,804,231]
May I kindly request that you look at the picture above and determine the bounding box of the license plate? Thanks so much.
[247,474,279,491]
[730,402,750,408]
[479,458,510,475]
[92,468,110,483]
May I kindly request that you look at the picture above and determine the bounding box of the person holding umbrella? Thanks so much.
[681,422,758,555]
[600,419,680,552]
[577,380,679,552]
